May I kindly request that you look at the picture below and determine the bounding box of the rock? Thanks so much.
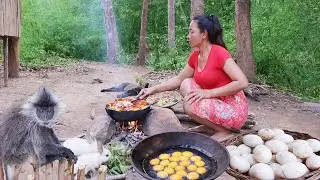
[142,107,186,136]
[87,113,116,144]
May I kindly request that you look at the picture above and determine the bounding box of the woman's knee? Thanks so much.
[180,78,194,97]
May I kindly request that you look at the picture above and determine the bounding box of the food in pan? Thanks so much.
[160,160,170,166]
[176,170,188,177]
[175,165,185,171]
[156,96,179,108]
[159,153,170,160]
[164,167,175,175]
[194,160,205,167]
[169,174,183,180]
[196,167,207,174]
[187,164,198,171]
[180,160,191,167]
[187,172,200,180]
[169,156,180,162]
[172,151,182,157]
[182,151,193,157]
[150,150,207,179]
[106,97,148,111]
[157,171,169,178]
[190,156,202,162]
[179,155,189,161]
[168,162,178,168]
[153,165,164,171]
[150,158,160,165]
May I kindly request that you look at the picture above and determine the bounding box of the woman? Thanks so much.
[137,15,249,142]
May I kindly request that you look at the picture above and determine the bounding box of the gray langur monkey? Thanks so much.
[0,88,77,180]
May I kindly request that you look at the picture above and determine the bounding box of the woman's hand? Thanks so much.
[185,89,212,104]
[137,87,157,99]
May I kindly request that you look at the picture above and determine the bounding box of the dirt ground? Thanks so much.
[0,61,319,179]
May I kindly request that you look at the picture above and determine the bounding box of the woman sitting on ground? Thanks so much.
[137,15,249,142]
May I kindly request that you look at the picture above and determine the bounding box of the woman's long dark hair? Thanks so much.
[193,15,227,50]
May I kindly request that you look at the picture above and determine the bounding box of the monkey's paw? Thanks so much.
[62,148,78,163]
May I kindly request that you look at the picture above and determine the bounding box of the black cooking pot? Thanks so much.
[105,99,151,122]
[131,132,230,180]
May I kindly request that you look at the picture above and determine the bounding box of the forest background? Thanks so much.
[8,0,320,101]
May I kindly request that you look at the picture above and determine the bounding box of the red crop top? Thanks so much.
[187,45,232,89]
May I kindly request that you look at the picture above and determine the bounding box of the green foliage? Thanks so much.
[251,0,320,100]
[20,0,319,100]
[105,142,131,175]
[21,0,106,67]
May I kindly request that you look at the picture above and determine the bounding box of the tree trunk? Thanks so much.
[190,0,204,20]
[101,0,120,64]
[168,0,176,48]
[137,0,149,66]
[235,0,257,82]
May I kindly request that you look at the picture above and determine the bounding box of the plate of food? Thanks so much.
[155,96,179,108]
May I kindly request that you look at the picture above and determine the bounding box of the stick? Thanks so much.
[98,165,108,180]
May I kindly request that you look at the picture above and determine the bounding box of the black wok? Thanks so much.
[105,99,151,122]
[131,132,230,180]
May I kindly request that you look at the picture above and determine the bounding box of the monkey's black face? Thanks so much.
[36,107,55,121]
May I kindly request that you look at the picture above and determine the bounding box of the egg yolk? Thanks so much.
[182,151,193,157]
[153,165,164,171]
[172,151,182,157]
[169,156,180,162]
[196,167,207,174]
[179,156,189,161]
[160,160,170,166]
[195,160,205,167]
[159,154,170,160]
[175,165,185,171]
[176,170,187,177]
[157,171,169,178]
[169,174,183,180]
[164,167,175,175]
[180,160,190,167]
[187,172,200,180]
[150,158,160,165]
[187,164,198,171]
[168,162,178,169]
[190,156,202,162]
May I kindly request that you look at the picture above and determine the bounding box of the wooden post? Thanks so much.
[58,160,66,180]
[31,163,40,180]
[98,165,108,180]
[3,36,8,87]
[8,37,20,78]
[76,168,85,180]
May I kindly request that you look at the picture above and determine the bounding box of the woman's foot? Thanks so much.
[210,131,237,142]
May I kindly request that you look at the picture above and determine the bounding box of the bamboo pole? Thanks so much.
[31,162,40,180]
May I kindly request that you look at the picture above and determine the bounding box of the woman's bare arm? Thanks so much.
[153,64,194,93]
[210,58,248,97]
